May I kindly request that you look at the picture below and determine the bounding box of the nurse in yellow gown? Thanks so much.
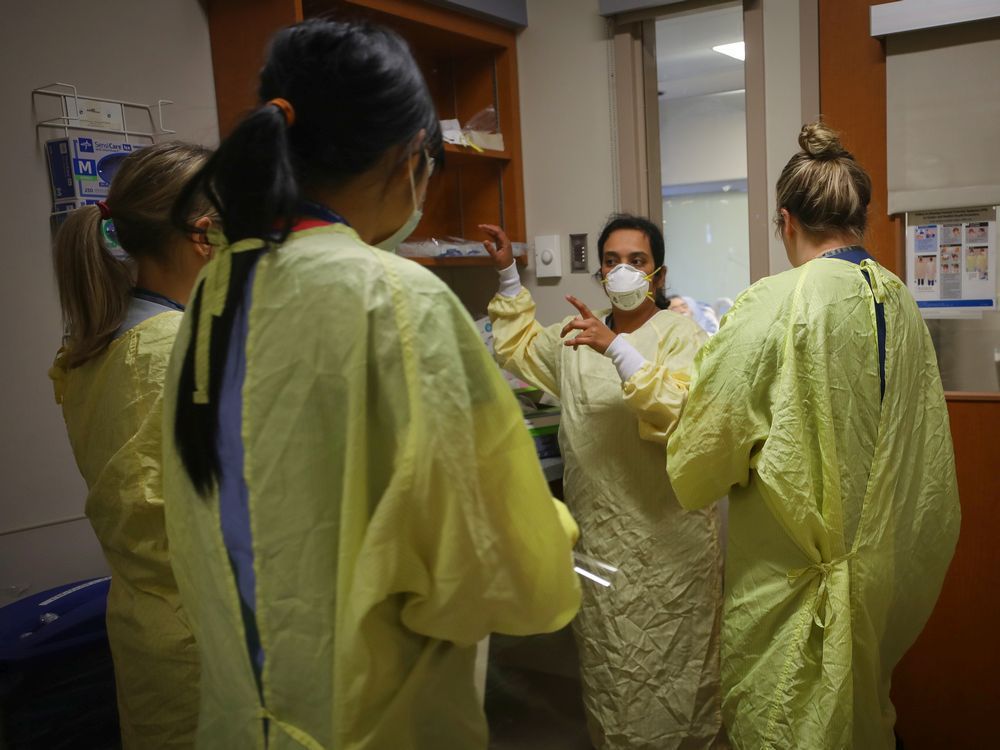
[162,20,580,750]
[483,215,724,749]
[49,142,214,748]
[667,122,961,749]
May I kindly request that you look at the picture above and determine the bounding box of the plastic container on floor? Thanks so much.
[0,577,120,749]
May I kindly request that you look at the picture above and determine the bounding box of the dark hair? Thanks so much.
[173,19,442,494]
[596,213,669,309]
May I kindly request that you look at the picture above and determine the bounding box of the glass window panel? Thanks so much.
[656,2,750,311]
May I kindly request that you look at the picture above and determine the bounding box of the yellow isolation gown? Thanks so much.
[668,254,961,749]
[161,223,582,750]
[489,288,724,750]
[50,310,199,749]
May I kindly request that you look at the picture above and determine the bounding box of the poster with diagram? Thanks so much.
[905,206,997,315]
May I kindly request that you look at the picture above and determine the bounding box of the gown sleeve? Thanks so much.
[487,288,563,398]
[666,292,775,510]
[621,319,707,445]
[395,281,581,647]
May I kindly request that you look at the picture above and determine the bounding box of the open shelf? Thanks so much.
[206,0,527,278]
[443,143,511,163]
[407,255,527,268]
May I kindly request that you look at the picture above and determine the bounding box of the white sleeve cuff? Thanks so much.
[605,336,648,382]
[497,261,522,297]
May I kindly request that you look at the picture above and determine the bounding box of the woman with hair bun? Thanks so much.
[667,121,960,749]
[163,18,580,749]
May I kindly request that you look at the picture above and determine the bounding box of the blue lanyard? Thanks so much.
[820,246,886,401]
[133,287,185,312]
[298,201,349,226]
[819,245,868,261]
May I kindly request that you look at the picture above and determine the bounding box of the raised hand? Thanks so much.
[479,223,514,269]
[560,295,616,354]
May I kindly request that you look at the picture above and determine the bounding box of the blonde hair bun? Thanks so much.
[798,121,845,160]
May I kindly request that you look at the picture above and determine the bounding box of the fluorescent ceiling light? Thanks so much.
[713,42,745,61]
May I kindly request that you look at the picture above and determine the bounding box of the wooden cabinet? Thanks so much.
[890,394,1000,749]
[205,0,527,261]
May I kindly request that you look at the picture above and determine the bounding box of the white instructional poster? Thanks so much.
[906,206,997,314]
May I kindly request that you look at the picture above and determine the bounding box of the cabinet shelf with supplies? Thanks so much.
[410,255,527,268]
[443,143,513,162]
[205,0,527,272]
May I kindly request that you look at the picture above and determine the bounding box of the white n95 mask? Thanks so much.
[602,264,659,311]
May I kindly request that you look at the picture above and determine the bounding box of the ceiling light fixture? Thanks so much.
[712,41,745,61]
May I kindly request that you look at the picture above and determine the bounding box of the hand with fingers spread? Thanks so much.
[560,295,617,354]
[479,223,514,269]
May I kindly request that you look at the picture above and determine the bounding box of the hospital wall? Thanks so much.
[507,0,812,324]
[455,0,805,327]
[0,0,814,596]
[764,0,822,276]
[0,0,219,601]
[390,0,617,327]
[515,0,618,324]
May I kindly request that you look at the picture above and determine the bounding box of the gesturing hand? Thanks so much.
[479,223,514,269]
[560,295,616,355]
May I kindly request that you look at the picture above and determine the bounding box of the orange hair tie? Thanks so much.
[267,97,296,127]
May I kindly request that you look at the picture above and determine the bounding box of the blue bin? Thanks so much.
[0,577,120,749]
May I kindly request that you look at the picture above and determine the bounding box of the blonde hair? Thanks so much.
[52,142,212,368]
[775,121,872,242]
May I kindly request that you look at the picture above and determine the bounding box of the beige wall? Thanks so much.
[762,0,816,277]
[743,0,819,279]
[509,0,818,327]
[0,0,823,599]
[0,0,218,600]
[516,0,618,324]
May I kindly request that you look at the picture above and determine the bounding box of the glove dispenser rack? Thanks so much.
[32,81,175,143]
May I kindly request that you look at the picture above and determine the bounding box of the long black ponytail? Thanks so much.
[173,19,443,494]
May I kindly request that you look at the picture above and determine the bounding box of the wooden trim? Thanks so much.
[799,0,820,123]
[611,20,660,219]
[743,0,770,283]
[945,391,1000,402]
[444,143,512,161]
[612,24,646,216]
[409,255,526,267]
[495,43,526,241]
[641,20,663,228]
[818,0,901,275]
[338,0,512,46]
[207,0,303,136]
[613,0,739,26]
